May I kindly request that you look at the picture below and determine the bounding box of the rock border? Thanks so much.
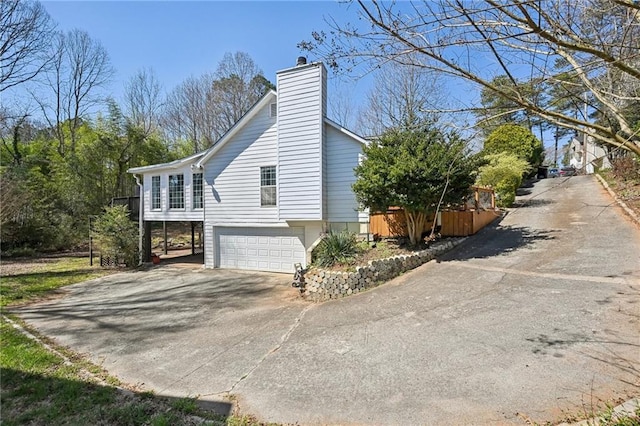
[595,173,640,227]
[303,237,466,302]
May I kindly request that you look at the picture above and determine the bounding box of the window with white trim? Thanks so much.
[192,172,203,209]
[260,166,276,207]
[168,174,184,209]
[269,102,277,118]
[151,176,161,210]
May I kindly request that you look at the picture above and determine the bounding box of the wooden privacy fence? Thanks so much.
[369,208,435,238]
[440,209,501,237]
[369,186,500,238]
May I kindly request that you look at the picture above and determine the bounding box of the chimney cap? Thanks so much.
[296,56,307,66]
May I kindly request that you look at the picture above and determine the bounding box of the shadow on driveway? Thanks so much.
[439,218,558,261]
[13,267,309,412]
[512,198,556,208]
[12,268,300,339]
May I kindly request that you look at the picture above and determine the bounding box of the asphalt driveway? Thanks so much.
[16,175,640,425]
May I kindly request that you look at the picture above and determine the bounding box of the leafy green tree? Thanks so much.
[1,99,174,254]
[92,205,139,266]
[0,146,78,252]
[483,124,544,169]
[477,76,549,143]
[74,100,172,212]
[353,124,479,245]
[476,153,531,207]
[477,76,528,134]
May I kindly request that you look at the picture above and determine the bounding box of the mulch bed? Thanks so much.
[312,237,441,272]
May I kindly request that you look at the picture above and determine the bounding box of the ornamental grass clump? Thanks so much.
[313,231,359,267]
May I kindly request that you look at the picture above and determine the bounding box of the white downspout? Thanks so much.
[134,174,144,266]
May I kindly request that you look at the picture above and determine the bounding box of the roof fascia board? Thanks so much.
[324,118,368,146]
[128,152,205,174]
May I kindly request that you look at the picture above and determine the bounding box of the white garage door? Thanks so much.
[216,227,305,273]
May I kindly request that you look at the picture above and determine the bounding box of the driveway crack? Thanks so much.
[451,261,632,285]
[157,303,315,397]
[228,304,315,393]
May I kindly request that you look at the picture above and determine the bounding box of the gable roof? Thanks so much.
[323,118,368,146]
[128,90,367,174]
[194,90,277,169]
[128,151,206,174]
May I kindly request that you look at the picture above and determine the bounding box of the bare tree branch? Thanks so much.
[161,51,274,154]
[34,28,114,155]
[357,60,446,136]
[124,67,163,136]
[0,0,56,92]
[301,0,640,156]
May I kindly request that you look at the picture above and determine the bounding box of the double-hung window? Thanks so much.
[168,174,184,209]
[192,172,203,209]
[260,166,276,207]
[151,176,161,210]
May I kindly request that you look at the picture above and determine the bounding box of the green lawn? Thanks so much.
[0,255,266,425]
[1,257,107,307]
[2,319,188,425]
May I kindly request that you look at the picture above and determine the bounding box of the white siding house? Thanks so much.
[129,59,367,273]
[567,133,611,173]
[130,152,206,223]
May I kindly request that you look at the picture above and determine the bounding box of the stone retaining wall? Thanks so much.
[303,238,465,302]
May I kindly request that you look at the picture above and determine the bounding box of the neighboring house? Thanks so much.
[567,133,611,173]
[128,58,367,273]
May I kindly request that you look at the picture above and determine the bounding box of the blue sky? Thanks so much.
[25,1,529,150]
[40,1,372,114]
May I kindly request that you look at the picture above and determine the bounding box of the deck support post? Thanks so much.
[143,221,152,262]
[191,222,196,255]
[163,221,168,255]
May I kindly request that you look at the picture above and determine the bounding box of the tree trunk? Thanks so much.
[404,210,427,246]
